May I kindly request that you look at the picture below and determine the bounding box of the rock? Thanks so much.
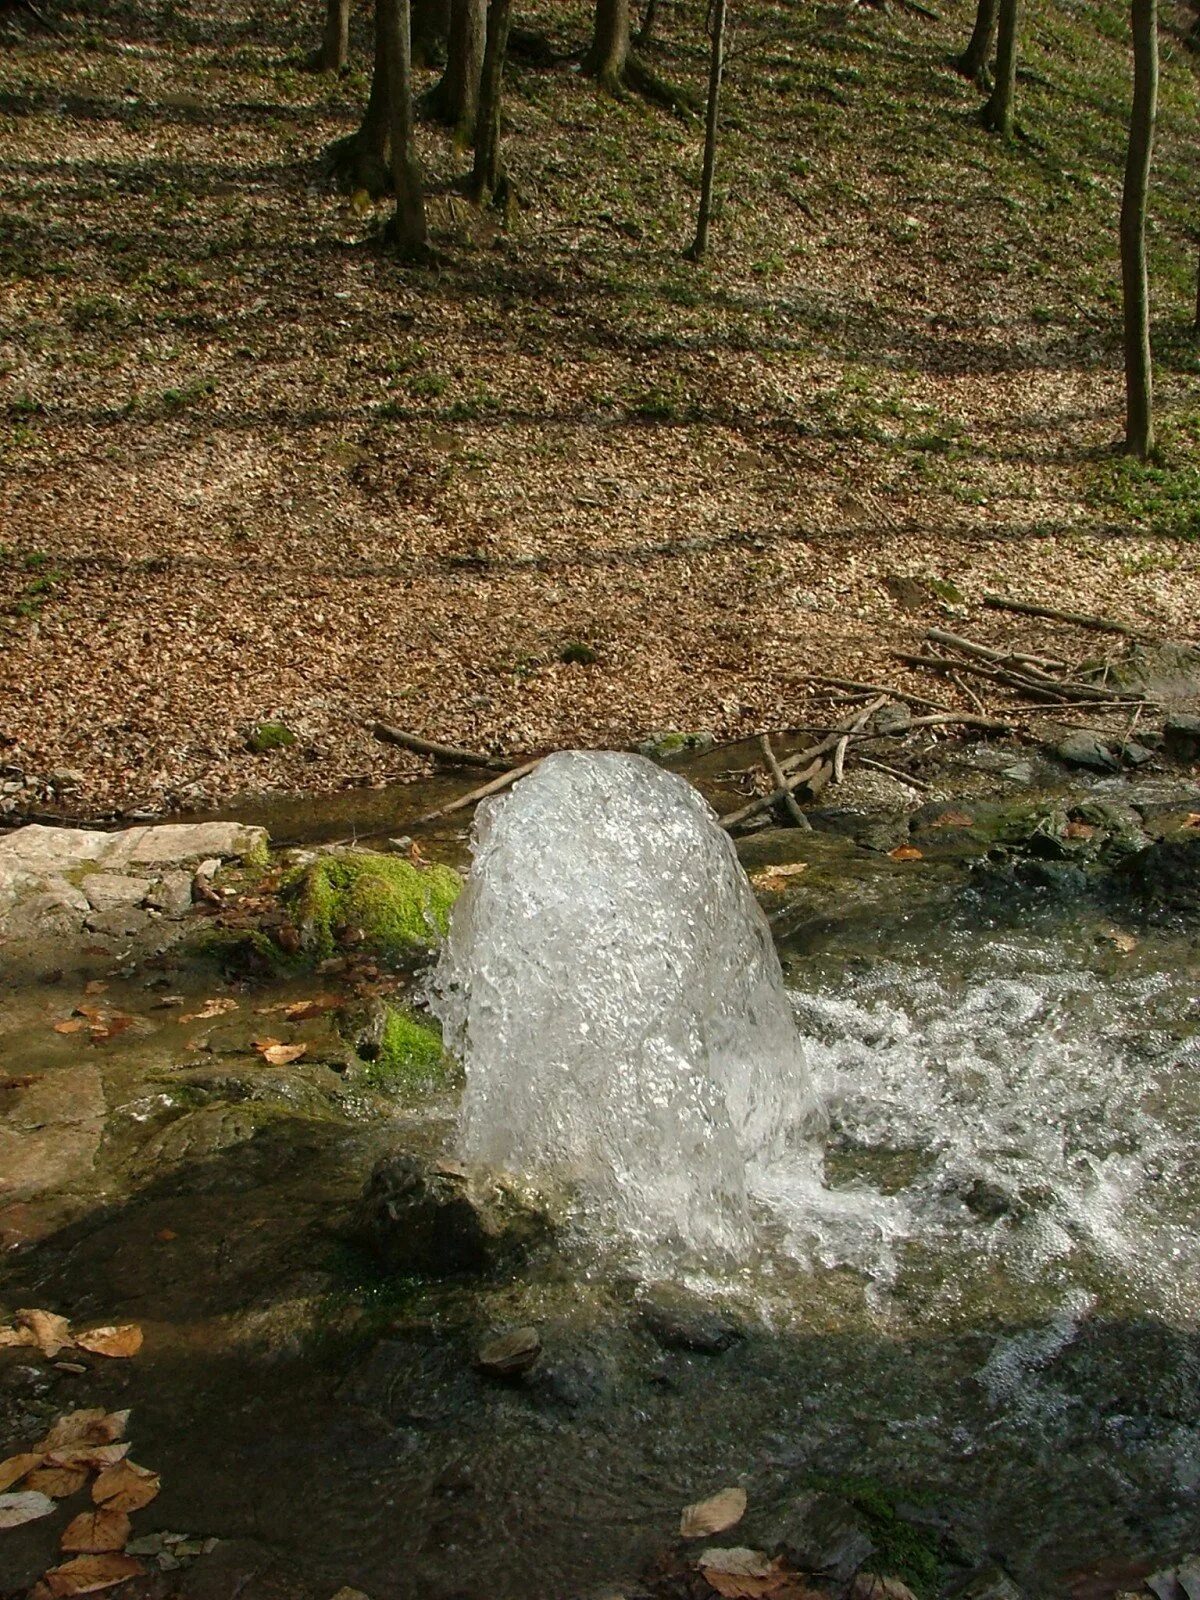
[476,1326,541,1378]
[1113,834,1200,924]
[82,873,154,912]
[939,1564,1024,1600]
[871,702,912,737]
[293,851,462,963]
[1123,740,1154,768]
[354,1154,553,1276]
[10,1067,105,1130]
[0,1121,102,1202]
[638,1284,745,1354]
[759,1491,875,1582]
[144,870,194,917]
[1163,714,1200,763]
[1052,733,1119,772]
[635,730,715,762]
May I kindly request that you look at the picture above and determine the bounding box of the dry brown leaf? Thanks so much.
[83,981,108,997]
[74,1325,143,1359]
[156,1228,177,1242]
[681,1485,747,1539]
[889,844,924,861]
[1064,820,1096,840]
[25,1465,90,1498]
[54,1018,90,1035]
[255,1041,307,1066]
[92,1461,159,1513]
[61,1508,132,1554]
[39,1409,130,1453]
[177,997,238,1023]
[750,863,809,892]
[1099,927,1138,953]
[50,1443,131,1472]
[16,1307,74,1357]
[0,1489,57,1528]
[1183,812,1200,829]
[0,1452,44,1492]
[849,1576,920,1600]
[88,1014,134,1044]
[930,809,975,827]
[39,1553,144,1596]
[0,1323,38,1348]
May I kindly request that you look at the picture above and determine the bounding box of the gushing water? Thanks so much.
[429,751,823,1257]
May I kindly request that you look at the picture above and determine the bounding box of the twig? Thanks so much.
[981,592,1141,637]
[373,724,508,770]
[854,755,932,791]
[759,735,811,830]
[832,735,848,784]
[413,758,542,825]
[950,669,986,716]
[805,674,954,714]
[720,696,885,829]
[901,649,1142,706]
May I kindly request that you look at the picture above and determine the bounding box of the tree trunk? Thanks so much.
[1121,0,1158,459]
[582,0,630,90]
[380,0,428,255]
[411,0,450,66]
[470,0,512,203]
[982,0,1017,135]
[312,0,352,71]
[685,0,727,262]
[428,0,486,139]
[954,0,997,84]
[325,1,391,194]
[635,0,659,48]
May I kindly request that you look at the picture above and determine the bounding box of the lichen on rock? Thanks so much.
[294,852,462,963]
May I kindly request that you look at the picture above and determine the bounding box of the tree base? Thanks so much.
[582,48,696,116]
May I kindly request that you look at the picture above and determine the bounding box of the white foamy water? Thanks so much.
[429,751,824,1257]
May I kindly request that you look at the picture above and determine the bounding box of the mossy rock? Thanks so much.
[190,924,293,978]
[295,851,462,963]
[247,721,297,754]
[364,1007,451,1097]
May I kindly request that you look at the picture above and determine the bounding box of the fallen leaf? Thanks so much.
[16,1307,74,1357]
[54,1018,89,1035]
[25,1465,90,1498]
[177,997,238,1023]
[750,862,809,892]
[49,1444,130,1472]
[930,809,975,827]
[1099,927,1138,953]
[74,1326,143,1359]
[254,1041,307,1066]
[83,981,108,997]
[61,1508,132,1554]
[88,1014,134,1044]
[156,1228,177,1242]
[681,1485,747,1539]
[700,1547,774,1577]
[39,1410,129,1453]
[849,1577,920,1600]
[0,1489,58,1528]
[1182,813,1200,829]
[1064,820,1096,840]
[92,1462,159,1513]
[0,1452,44,1492]
[39,1553,144,1596]
[0,1323,38,1348]
[888,845,924,861]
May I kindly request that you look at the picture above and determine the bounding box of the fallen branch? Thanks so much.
[902,648,1140,706]
[804,673,955,714]
[720,696,886,830]
[855,755,933,790]
[413,757,542,825]
[981,592,1141,637]
[373,724,508,770]
[759,734,811,831]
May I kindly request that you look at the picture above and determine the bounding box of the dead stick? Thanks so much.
[982,593,1141,637]
[759,735,811,830]
[855,755,932,791]
[721,696,885,829]
[805,674,954,714]
[373,724,509,770]
[413,758,542,825]
[899,652,1139,706]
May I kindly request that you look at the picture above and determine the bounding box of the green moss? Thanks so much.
[247,721,297,754]
[365,1007,450,1096]
[810,1475,942,1596]
[190,924,292,977]
[296,852,462,962]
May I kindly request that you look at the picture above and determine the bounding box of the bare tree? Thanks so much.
[953,0,997,85]
[1122,0,1159,458]
[581,0,689,107]
[685,0,727,262]
[427,0,487,140]
[411,0,450,64]
[981,0,1017,135]
[326,1,391,194]
[380,0,428,254]
[310,0,352,72]
[470,0,513,204]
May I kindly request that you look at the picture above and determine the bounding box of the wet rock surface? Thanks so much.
[638,1285,747,1355]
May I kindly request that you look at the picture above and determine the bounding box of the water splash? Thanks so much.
[429,751,823,1258]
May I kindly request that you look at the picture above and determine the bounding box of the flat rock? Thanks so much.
[638,1284,746,1354]
[82,873,154,912]
[477,1326,541,1377]
[759,1491,875,1582]
[1053,733,1119,772]
[1164,714,1200,763]
[0,1120,102,1201]
[9,1066,106,1130]
[939,1564,1024,1600]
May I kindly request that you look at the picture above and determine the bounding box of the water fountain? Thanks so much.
[430,750,825,1258]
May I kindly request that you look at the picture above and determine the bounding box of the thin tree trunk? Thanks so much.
[582,0,630,90]
[325,0,391,194]
[428,0,486,139]
[470,0,512,203]
[635,0,659,47]
[1193,235,1199,332]
[1122,0,1158,458]
[982,0,1017,135]
[954,0,997,84]
[312,0,352,71]
[380,0,428,255]
[685,0,726,262]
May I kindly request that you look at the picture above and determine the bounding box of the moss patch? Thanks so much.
[365,1007,451,1096]
[247,721,297,754]
[296,852,462,962]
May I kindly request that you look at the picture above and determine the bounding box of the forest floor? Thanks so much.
[1,0,1199,816]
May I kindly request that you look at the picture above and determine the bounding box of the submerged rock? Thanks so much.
[1113,834,1200,924]
[354,1154,553,1276]
[939,1564,1024,1600]
[760,1491,876,1582]
[476,1325,541,1378]
[638,1284,746,1354]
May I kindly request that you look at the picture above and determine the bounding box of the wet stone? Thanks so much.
[759,1490,875,1582]
[82,873,153,912]
[939,1564,1025,1600]
[1163,714,1200,763]
[638,1284,746,1354]
[1053,733,1120,772]
[476,1325,541,1378]
[9,1066,105,1130]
